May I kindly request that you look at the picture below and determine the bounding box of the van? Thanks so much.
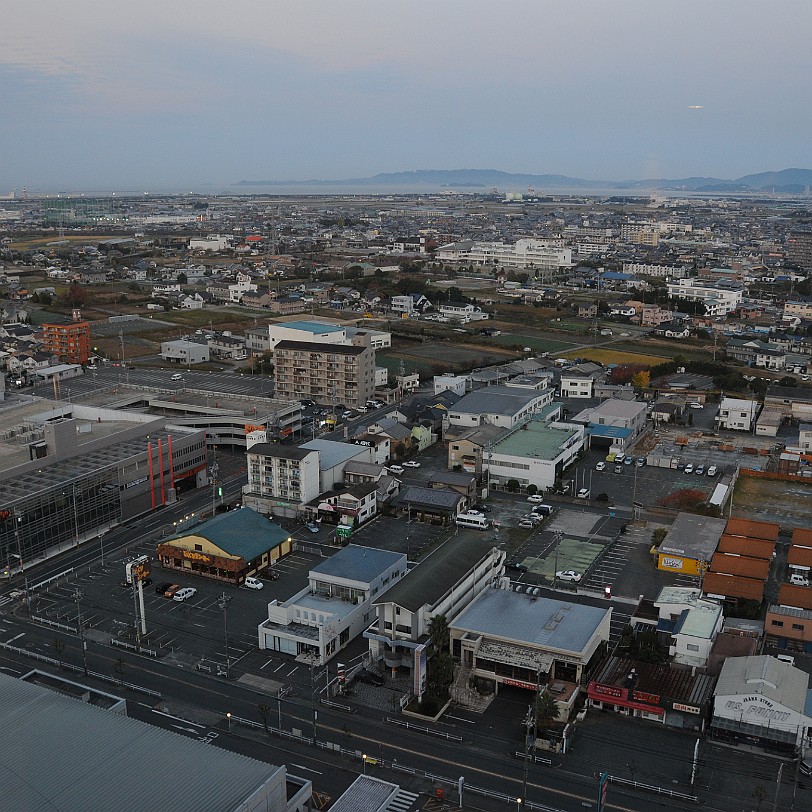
[789,573,809,587]
[171,373,183,381]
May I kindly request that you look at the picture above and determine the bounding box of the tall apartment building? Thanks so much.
[787,229,812,270]
[42,321,91,364]
[244,444,321,513]
[273,340,375,408]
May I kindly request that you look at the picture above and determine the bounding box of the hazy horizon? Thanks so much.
[3,1,811,192]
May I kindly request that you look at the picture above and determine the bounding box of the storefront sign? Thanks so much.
[725,697,791,723]
[125,477,147,489]
[244,423,265,434]
[660,556,684,570]
[633,690,660,705]
[591,684,624,699]
[182,550,212,563]
[673,702,701,715]
[503,678,538,691]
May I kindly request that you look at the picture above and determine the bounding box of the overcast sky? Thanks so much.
[2,1,811,192]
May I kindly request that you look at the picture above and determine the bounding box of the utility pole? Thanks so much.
[218,593,231,678]
[210,452,220,517]
[131,578,142,652]
[73,588,88,675]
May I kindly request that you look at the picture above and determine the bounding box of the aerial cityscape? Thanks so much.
[2,3,812,812]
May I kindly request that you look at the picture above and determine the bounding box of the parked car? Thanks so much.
[527,494,545,503]
[790,573,810,587]
[173,587,197,602]
[595,461,606,471]
[531,504,553,516]
[518,519,536,529]
[388,464,405,475]
[624,456,633,465]
[684,464,694,474]
[695,466,705,475]
[556,570,582,583]
[305,522,320,534]
[163,584,181,598]
[614,465,623,474]
[244,576,264,590]
[472,503,492,513]
[614,454,625,464]
[355,669,384,687]
[155,581,174,596]
[576,488,590,499]
[402,460,421,468]
[690,403,703,410]
[707,465,718,477]
[636,457,645,467]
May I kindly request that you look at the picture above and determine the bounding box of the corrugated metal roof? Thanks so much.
[165,507,290,561]
[329,775,399,811]
[0,673,286,812]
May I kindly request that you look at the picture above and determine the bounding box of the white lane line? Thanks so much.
[151,710,205,728]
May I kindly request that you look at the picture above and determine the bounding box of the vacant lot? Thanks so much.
[489,333,576,354]
[378,340,516,376]
[732,474,812,529]
[561,347,669,366]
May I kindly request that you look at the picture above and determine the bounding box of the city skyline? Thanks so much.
[2,1,811,192]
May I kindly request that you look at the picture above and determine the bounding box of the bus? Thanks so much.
[454,513,491,531]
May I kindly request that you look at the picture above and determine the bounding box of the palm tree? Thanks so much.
[534,691,560,734]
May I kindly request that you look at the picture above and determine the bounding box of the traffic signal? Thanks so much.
[217,486,223,497]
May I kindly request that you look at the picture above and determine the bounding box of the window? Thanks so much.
[771,620,784,627]
[792,623,804,631]
[686,644,700,652]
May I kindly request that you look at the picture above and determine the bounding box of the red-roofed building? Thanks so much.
[703,572,764,603]
[725,517,780,542]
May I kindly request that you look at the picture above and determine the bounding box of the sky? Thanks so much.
[2,0,811,192]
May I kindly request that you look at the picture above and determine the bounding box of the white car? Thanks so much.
[527,494,545,503]
[556,570,582,583]
[595,461,606,472]
[576,488,590,499]
[402,460,421,468]
[684,464,694,474]
[173,587,197,602]
[690,403,703,410]
[244,576,264,590]
[388,465,405,475]
[171,373,183,381]
[707,465,718,477]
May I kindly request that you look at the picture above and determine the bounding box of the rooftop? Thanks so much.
[301,438,371,470]
[492,419,581,460]
[0,672,288,812]
[659,513,727,561]
[451,588,610,655]
[312,544,404,585]
[449,385,546,417]
[275,320,344,334]
[672,600,722,640]
[716,655,808,713]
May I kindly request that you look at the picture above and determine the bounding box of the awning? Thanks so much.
[711,715,797,744]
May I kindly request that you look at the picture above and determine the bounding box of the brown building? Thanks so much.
[709,553,770,581]
[273,340,375,408]
[42,321,91,364]
[702,571,764,603]
[724,517,780,542]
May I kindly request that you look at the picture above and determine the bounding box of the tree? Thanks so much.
[526,483,538,496]
[631,370,651,390]
[61,283,86,308]
[534,691,560,734]
[424,614,455,712]
[778,376,798,387]
[177,272,188,285]
[506,479,520,493]
[257,703,270,734]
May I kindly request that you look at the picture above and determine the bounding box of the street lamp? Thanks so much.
[226,712,232,734]
[73,587,88,676]
[362,754,367,775]
[218,593,231,678]
[516,798,522,811]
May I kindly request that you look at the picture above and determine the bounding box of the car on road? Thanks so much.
[576,488,590,499]
[527,494,545,503]
[170,373,183,381]
[556,570,582,583]
[341,411,353,419]
[163,584,181,598]
[684,464,694,474]
[595,461,606,471]
[173,587,197,602]
[531,504,553,516]
[402,460,421,468]
[388,464,405,475]
[707,465,718,477]
[300,399,316,408]
[155,581,174,596]
[305,522,320,534]
[244,576,264,590]
[689,403,703,410]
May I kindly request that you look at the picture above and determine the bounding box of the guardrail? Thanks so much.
[321,698,354,713]
[31,615,77,634]
[514,749,553,766]
[385,716,463,742]
[31,568,75,592]
[607,774,698,803]
[0,641,161,698]
[111,638,157,658]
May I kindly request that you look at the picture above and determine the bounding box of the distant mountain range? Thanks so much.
[236,167,812,193]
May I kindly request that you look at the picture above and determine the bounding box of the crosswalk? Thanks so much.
[389,789,419,812]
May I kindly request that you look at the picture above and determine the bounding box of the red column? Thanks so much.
[147,443,155,509]
[157,439,166,505]
[167,434,176,490]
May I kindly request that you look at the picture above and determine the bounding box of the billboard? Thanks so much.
[125,555,152,584]
[413,643,428,698]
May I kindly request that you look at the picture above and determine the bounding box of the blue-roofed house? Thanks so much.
[258,544,407,664]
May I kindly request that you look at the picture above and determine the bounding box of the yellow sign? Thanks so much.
[182,550,212,563]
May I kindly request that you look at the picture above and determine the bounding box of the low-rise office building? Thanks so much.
[657,513,727,576]
[443,385,554,431]
[160,339,210,365]
[259,545,406,664]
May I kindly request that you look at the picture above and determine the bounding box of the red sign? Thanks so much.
[632,690,660,705]
[0,510,10,522]
[502,678,538,691]
[591,683,624,699]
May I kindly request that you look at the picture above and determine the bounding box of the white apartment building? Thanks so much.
[259,545,406,664]
[438,302,489,322]
[666,281,743,316]
[783,300,812,321]
[623,262,690,279]
[444,385,554,431]
[436,238,572,274]
[189,234,232,252]
[243,444,321,516]
[717,397,759,432]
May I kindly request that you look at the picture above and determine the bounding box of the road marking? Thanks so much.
[289,764,322,774]
[273,663,286,673]
[151,709,205,728]
[260,658,274,670]
[5,632,25,643]
[445,715,474,724]
[287,667,298,677]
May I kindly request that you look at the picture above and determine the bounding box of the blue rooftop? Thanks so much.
[313,544,405,584]
[282,320,344,334]
[588,424,632,439]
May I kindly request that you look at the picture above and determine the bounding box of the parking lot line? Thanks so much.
[260,658,274,670]
[286,667,298,677]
